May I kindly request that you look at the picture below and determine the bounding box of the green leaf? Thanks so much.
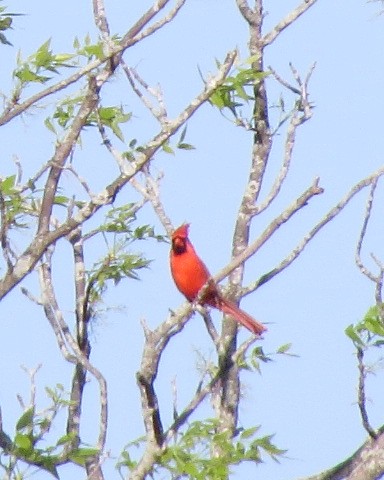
[345,324,365,346]
[81,43,104,60]
[363,304,384,325]
[54,52,75,64]
[364,317,384,336]
[179,125,188,143]
[0,31,12,45]
[177,143,195,150]
[93,105,132,142]
[277,343,292,354]
[0,174,16,194]
[16,407,34,431]
[56,432,77,446]
[0,16,11,31]
[14,433,32,451]
[34,39,53,68]
[44,117,57,134]
[53,195,69,206]
[162,143,174,154]
[69,447,100,466]
[239,426,260,439]
[15,65,51,83]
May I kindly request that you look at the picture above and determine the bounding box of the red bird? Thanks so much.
[170,224,266,335]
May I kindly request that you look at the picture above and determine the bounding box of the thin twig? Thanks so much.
[214,177,323,290]
[255,64,315,215]
[355,178,380,282]
[357,347,377,439]
[248,167,384,291]
[262,0,319,47]
[20,364,42,409]
[370,253,384,306]
[122,0,186,47]
[144,171,173,232]
[39,248,108,452]
[198,306,220,345]
[0,189,14,272]
[122,62,168,123]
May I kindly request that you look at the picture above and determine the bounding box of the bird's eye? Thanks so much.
[172,237,186,254]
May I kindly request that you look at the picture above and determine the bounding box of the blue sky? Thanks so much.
[1,1,384,479]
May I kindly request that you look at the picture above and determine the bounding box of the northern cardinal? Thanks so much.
[170,224,266,335]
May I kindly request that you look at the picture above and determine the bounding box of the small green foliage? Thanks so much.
[93,105,132,142]
[101,206,165,241]
[117,437,146,473]
[0,174,31,229]
[14,433,33,451]
[249,346,273,372]
[276,342,292,354]
[53,195,69,207]
[51,99,77,129]
[74,33,104,60]
[0,383,99,478]
[177,125,195,151]
[162,142,175,155]
[120,419,285,479]
[162,125,197,154]
[68,447,100,466]
[14,39,76,86]
[345,304,384,348]
[0,174,17,195]
[236,342,297,372]
[16,407,35,432]
[0,2,23,46]
[209,57,268,120]
[89,246,150,290]
[86,214,165,305]
[47,99,132,140]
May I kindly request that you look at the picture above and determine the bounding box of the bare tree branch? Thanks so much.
[121,0,186,47]
[251,167,384,290]
[255,63,315,214]
[37,76,100,235]
[92,0,111,39]
[356,347,377,439]
[122,63,168,124]
[262,0,319,47]
[38,248,108,452]
[355,179,380,283]
[213,177,323,290]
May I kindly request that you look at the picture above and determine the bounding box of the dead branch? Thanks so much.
[355,179,380,283]
[211,177,323,292]
[250,167,384,291]
[256,63,316,214]
[38,248,108,452]
[92,0,111,39]
[122,0,186,47]
[356,347,377,439]
[37,76,100,236]
[122,62,168,124]
[262,0,319,47]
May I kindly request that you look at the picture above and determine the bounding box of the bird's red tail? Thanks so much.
[216,298,267,335]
